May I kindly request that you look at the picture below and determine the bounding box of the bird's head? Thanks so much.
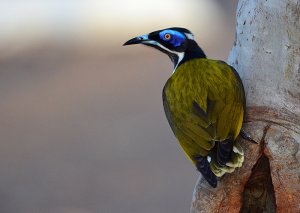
[123,27,206,69]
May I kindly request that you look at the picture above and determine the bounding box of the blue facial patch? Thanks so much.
[159,30,186,47]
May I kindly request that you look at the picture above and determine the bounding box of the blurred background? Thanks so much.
[0,1,238,212]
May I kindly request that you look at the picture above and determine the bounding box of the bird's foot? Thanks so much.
[239,128,258,144]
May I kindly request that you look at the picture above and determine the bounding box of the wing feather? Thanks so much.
[163,59,245,163]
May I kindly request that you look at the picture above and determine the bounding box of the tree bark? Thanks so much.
[191,0,300,212]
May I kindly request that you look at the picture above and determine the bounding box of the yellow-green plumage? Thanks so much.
[123,27,248,187]
[163,58,245,177]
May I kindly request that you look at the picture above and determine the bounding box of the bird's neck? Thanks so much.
[173,40,206,70]
[186,40,207,60]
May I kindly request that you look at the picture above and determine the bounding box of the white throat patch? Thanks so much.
[173,52,184,73]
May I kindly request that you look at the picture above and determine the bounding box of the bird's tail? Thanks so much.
[194,156,217,188]
[210,142,244,177]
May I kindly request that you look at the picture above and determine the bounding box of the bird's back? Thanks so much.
[163,58,245,178]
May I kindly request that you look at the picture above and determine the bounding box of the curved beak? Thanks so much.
[123,34,149,46]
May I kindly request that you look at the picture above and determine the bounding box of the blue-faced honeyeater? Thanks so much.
[124,27,252,188]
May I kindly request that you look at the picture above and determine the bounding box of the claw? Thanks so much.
[240,128,258,144]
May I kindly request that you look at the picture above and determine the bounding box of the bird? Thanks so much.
[124,27,253,188]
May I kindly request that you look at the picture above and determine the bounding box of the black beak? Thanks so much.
[123,36,149,46]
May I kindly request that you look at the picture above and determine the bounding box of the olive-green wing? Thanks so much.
[177,60,244,147]
[162,86,213,159]
[162,59,246,183]
[191,60,245,141]
[189,60,245,175]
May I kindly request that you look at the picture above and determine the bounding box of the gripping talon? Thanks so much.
[240,128,258,144]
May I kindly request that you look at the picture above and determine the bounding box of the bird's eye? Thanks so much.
[164,33,171,40]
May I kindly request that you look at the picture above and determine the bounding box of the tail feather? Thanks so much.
[194,156,217,188]
[210,142,244,177]
[216,138,234,166]
[193,139,244,187]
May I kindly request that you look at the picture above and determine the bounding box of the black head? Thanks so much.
[124,27,206,69]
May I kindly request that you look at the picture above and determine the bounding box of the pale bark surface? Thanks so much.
[191,0,300,212]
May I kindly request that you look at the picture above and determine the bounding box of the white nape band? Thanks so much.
[143,40,184,74]
[184,33,194,40]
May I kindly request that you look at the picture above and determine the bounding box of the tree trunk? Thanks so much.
[191,0,300,212]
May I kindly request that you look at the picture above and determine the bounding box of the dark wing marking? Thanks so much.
[192,97,214,118]
[191,98,216,139]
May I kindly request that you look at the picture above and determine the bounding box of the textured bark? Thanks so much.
[191,0,300,212]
